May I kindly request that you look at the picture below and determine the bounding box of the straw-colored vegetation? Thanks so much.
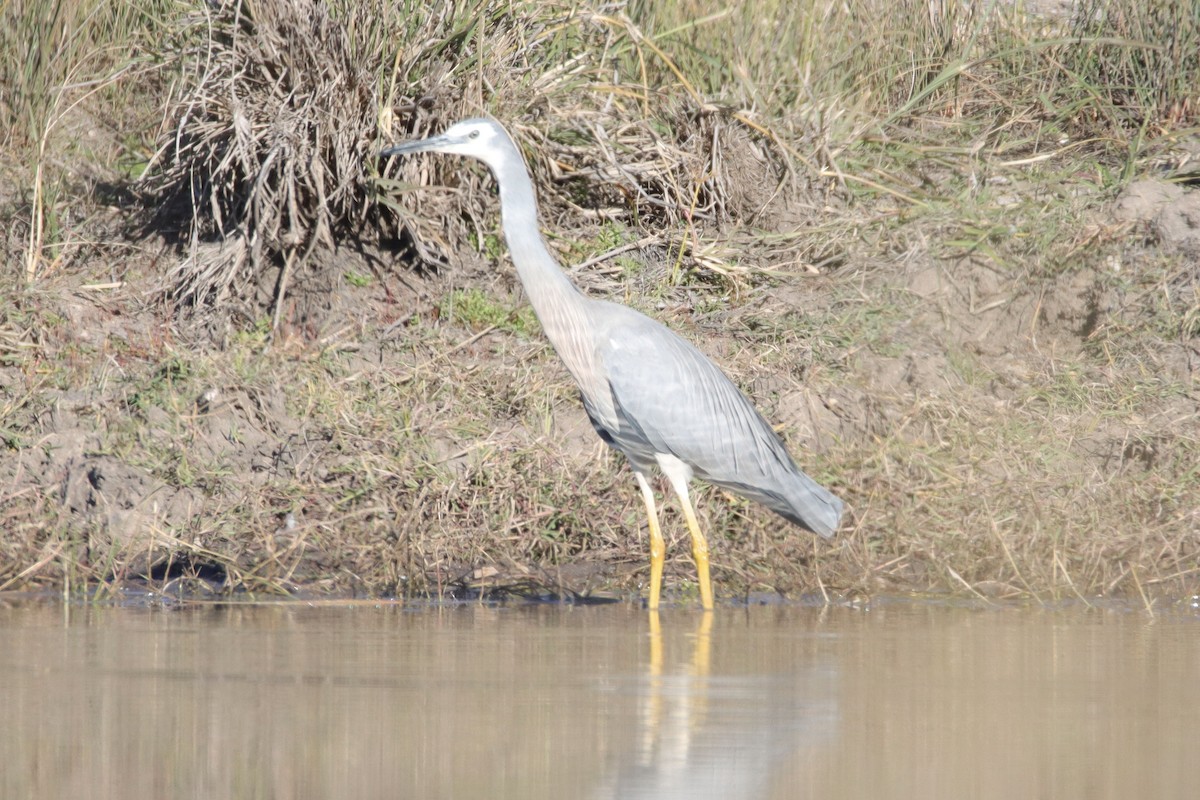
[1,0,1197,604]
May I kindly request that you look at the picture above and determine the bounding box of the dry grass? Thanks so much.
[144,0,797,327]
[144,0,385,312]
[1,0,176,283]
[836,376,1200,601]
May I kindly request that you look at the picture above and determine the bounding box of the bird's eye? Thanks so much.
[468,130,480,139]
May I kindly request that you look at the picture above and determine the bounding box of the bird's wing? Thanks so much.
[592,304,797,488]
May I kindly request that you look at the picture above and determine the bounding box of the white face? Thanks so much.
[382,118,509,165]
[437,119,500,153]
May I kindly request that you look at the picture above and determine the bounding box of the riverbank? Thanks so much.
[2,0,1197,601]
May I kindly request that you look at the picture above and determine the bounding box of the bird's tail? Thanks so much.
[773,471,844,539]
[718,470,844,538]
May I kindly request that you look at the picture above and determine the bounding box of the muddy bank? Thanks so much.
[3,0,1199,602]
[2,172,1197,602]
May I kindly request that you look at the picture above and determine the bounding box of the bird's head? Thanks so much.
[380,117,517,172]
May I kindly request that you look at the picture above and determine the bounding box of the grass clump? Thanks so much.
[1,0,173,284]
[1059,0,1200,134]
[440,289,537,336]
[143,0,388,314]
[142,0,814,324]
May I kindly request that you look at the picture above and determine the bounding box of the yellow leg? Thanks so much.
[653,454,715,610]
[635,472,666,610]
[678,494,714,611]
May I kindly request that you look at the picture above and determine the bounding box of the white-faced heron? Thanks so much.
[381,118,843,609]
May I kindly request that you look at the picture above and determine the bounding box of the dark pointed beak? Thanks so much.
[380,132,454,158]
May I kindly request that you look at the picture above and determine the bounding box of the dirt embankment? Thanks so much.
[3,164,1197,602]
[2,0,1198,603]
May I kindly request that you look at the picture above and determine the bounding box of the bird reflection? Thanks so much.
[638,611,713,771]
[594,611,836,800]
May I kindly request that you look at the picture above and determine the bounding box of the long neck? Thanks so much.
[492,158,595,380]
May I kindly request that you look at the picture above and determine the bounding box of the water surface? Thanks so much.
[2,598,1195,799]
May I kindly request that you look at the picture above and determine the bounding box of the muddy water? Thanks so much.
[1,599,1195,799]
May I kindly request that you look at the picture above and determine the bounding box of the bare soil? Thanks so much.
[2,144,1198,603]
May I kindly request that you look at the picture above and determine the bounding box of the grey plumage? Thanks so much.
[581,301,841,537]
[382,117,843,609]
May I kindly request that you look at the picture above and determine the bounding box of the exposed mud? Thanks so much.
[2,171,1198,601]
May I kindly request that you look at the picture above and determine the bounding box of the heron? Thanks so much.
[381,117,843,610]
